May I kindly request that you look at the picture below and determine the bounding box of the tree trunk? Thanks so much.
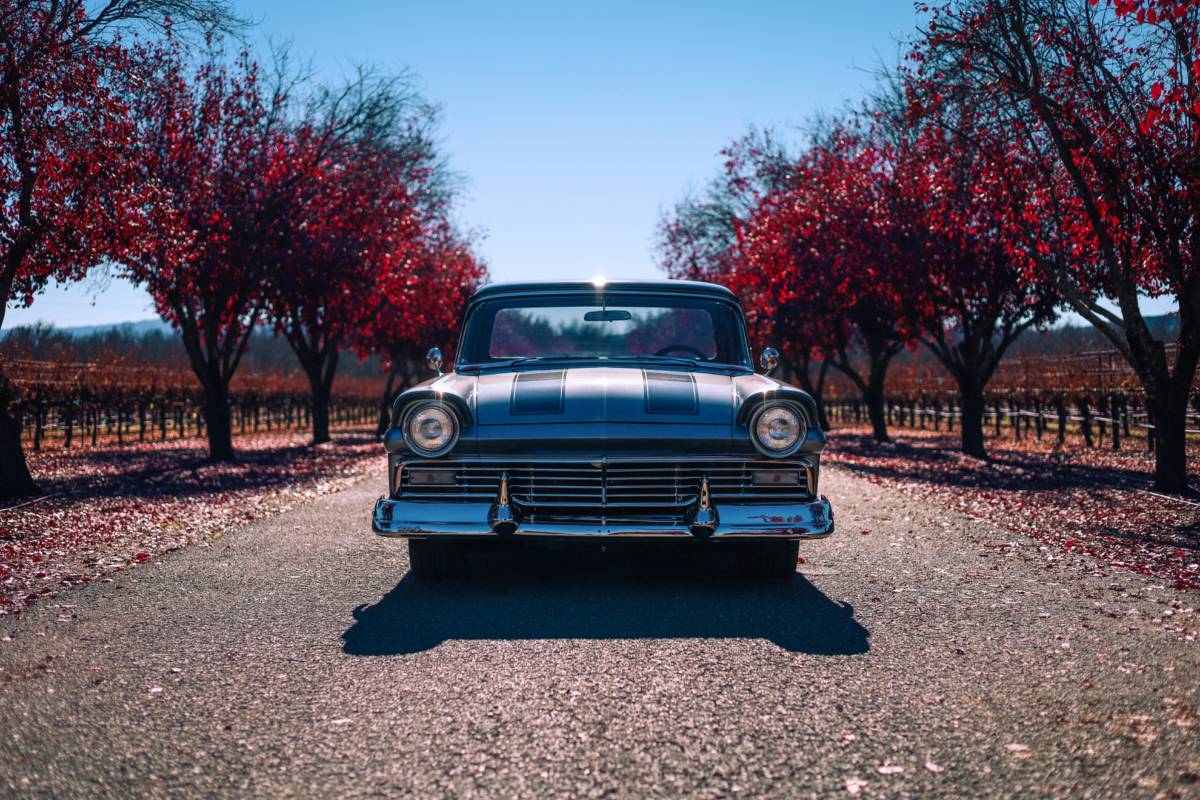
[959,382,988,459]
[200,382,235,462]
[0,388,38,498]
[1055,396,1067,445]
[300,350,338,446]
[864,367,889,442]
[310,382,332,445]
[1109,393,1121,450]
[1148,385,1191,494]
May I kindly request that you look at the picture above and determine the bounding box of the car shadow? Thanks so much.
[342,544,869,656]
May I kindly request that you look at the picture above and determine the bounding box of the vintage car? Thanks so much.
[372,279,834,577]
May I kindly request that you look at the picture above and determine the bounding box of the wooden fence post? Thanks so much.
[1054,396,1067,445]
[1079,397,1093,448]
[1110,392,1121,450]
[1145,401,1155,453]
[32,396,44,452]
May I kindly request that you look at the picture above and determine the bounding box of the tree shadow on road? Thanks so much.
[342,543,869,656]
[831,432,1162,494]
[21,432,379,504]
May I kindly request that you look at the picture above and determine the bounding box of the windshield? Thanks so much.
[459,294,750,366]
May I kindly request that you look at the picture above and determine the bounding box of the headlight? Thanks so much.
[750,402,807,457]
[404,402,459,457]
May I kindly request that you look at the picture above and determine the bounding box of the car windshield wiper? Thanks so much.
[632,354,702,367]
[487,355,597,368]
[477,354,710,370]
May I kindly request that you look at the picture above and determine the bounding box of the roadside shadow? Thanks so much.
[342,545,869,656]
[831,432,1163,494]
[27,432,380,502]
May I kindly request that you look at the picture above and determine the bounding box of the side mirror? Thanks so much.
[426,347,443,376]
[759,346,780,375]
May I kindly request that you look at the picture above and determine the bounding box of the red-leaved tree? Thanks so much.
[736,123,926,442]
[262,142,406,443]
[916,0,1199,490]
[260,79,450,444]
[124,40,429,459]
[890,89,1060,456]
[656,131,838,424]
[0,0,233,497]
[355,221,486,435]
[120,40,277,461]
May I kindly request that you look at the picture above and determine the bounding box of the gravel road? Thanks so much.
[0,467,1197,798]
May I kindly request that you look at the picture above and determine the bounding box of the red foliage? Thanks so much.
[888,97,1060,454]
[0,2,135,316]
[265,139,421,359]
[352,221,486,387]
[130,45,272,333]
[262,119,488,439]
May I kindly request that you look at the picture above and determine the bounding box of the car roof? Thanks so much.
[469,279,737,302]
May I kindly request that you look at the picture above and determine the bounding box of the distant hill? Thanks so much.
[0,318,171,340]
[0,319,386,380]
[56,319,173,338]
[1007,313,1179,357]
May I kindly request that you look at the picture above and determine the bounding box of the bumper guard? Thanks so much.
[372,492,834,540]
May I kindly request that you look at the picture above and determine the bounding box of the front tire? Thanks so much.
[407,539,467,579]
[740,540,800,578]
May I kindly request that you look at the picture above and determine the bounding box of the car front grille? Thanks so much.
[397,459,814,517]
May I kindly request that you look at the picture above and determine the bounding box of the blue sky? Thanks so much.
[8,0,926,328]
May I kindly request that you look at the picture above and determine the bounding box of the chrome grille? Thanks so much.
[398,459,814,508]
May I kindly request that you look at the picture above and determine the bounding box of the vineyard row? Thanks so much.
[16,394,381,451]
[825,390,1200,449]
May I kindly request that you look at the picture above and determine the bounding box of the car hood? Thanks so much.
[474,365,734,426]
[386,364,824,456]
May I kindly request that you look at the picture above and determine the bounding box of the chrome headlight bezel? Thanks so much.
[402,402,460,458]
[749,401,808,458]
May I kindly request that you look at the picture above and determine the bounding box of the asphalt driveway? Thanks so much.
[0,468,1196,798]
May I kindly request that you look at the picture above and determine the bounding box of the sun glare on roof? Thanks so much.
[591,275,607,288]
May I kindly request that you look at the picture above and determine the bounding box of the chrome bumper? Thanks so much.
[371,496,834,540]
